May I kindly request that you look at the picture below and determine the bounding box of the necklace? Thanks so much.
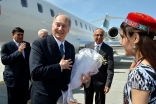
[135,57,144,67]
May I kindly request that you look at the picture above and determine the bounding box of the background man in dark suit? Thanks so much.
[1,27,31,104]
[84,28,114,104]
[29,13,90,104]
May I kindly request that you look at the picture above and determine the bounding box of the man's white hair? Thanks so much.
[38,29,48,36]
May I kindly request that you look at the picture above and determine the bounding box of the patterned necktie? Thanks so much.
[94,45,99,53]
[60,43,64,57]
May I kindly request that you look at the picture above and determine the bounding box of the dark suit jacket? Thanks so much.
[29,35,75,102]
[85,42,114,92]
[1,41,31,87]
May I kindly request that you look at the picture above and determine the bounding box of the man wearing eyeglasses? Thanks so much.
[1,27,31,104]
[83,28,114,104]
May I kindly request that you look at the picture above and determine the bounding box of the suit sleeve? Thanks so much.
[29,40,62,81]
[1,44,23,65]
[105,47,114,88]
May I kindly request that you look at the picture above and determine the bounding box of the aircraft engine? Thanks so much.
[107,27,121,41]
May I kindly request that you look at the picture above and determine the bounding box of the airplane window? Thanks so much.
[92,27,94,32]
[85,24,87,30]
[21,0,28,7]
[89,26,91,31]
[75,20,78,26]
[80,22,83,28]
[93,28,95,32]
[50,9,54,17]
[37,3,43,13]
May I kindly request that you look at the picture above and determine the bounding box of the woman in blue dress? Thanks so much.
[120,12,156,104]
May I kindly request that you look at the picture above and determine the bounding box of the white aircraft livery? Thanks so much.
[0,0,123,52]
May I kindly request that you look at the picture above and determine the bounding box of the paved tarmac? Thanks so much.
[0,50,133,104]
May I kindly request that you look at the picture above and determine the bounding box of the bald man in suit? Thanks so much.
[84,28,114,104]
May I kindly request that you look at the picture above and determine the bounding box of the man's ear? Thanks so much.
[133,32,140,43]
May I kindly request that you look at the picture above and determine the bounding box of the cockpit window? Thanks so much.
[21,0,28,7]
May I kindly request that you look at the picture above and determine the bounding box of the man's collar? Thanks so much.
[13,39,20,46]
[94,42,103,47]
[53,35,65,46]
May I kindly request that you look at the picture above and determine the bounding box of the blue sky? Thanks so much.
[49,0,156,28]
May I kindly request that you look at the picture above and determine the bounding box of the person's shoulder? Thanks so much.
[137,64,156,74]
[65,40,74,48]
[33,35,48,44]
[2,41,13,46]
[23,41,30,44]
[130,64,155,79]
[1,41,14,50]
[85,42,94,46]
[129,64,155,90]
[41,35,51,42]
[102,42,113,50]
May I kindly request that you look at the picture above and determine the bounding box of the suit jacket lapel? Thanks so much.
[99,42,105,56]
[11,41,18,51]
[10,41,18,52]
[23,48,26,60]
[64,41,69,59]
[48,35,62,62]
[24,43,29,60]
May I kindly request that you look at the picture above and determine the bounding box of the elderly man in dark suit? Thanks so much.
[84,28,114,104]
[1,27,31,104]
[29,13,90,104]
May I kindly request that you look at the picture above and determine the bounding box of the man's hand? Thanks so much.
[59,55,73,70]
[104,86,110,94]
[18,42,26,52]
[81,73,90,84]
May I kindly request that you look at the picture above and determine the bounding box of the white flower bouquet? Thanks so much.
[57,48,106,104]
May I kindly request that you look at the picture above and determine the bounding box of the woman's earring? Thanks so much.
[132,45,136,54]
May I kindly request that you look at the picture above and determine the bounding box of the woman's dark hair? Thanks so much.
[120,22,156,71]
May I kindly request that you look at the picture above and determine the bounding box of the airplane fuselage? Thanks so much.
[0,0,97,52]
